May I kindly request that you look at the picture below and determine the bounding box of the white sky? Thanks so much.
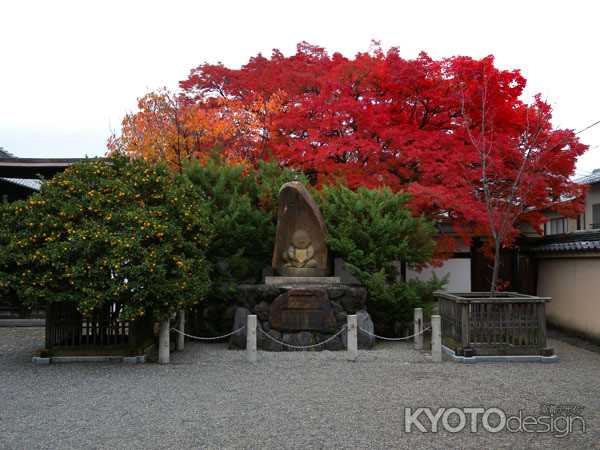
[1,0,599,176]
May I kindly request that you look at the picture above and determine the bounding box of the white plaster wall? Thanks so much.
[543,210,578,234]
[407,258,471,292]
[585,184,600,229]
[538,257,600,340]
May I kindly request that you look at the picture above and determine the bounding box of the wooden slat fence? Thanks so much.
[436,292,552,357]
[45,302,152,349]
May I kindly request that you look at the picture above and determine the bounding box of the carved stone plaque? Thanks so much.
[269,289,337,332]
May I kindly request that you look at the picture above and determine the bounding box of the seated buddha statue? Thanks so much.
[283,229,318,269]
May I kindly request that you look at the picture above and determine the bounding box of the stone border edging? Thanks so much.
[0,319,45,327]
[442,345,559,364]
[32,355,145,365]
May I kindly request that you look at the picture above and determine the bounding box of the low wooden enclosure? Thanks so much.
[45,302,154,353]
[436,292,553,357]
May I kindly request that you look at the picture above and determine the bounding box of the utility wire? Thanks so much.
[576,120,600,135]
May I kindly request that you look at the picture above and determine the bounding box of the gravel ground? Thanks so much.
[1,327,599,449]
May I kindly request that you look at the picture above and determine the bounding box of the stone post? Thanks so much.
[158,319,170,364]
[347,314,358,361]
[414,307,423,350]
[431,314,442,362]
[176,310,185,352]
[247,315,257,363]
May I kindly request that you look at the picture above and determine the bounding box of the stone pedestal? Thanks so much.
[229,282,373,351]
[270,289,337,332]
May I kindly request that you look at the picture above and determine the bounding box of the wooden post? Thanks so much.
[347,315,358,361]
[247,315,257,363]
[45,303,52,349]
[431,314,442,362]
[158,319,170,364]
[537,302,547,349]
[414,307,423,350]
[176,310,185,352]
[460,303,470,355]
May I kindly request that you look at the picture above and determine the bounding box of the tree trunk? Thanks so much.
[490,240,501,293]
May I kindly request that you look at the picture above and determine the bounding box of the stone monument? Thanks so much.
[230,181,374,351]
[266,181,340,284]
[272,181,329,277]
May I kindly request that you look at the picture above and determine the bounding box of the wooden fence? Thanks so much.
[45,302,153,350]
[437,292,553,357]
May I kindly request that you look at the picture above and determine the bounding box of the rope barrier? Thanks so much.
[358,326,431,341]
[170,326,246,341]
[170,321,428,345]
[258,325,347,350]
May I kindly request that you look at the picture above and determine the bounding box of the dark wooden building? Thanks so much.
[0,149,92,319]
[470,238,539,295]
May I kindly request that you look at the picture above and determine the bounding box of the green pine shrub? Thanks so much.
[183,154,307,284]
[318,185,445,334]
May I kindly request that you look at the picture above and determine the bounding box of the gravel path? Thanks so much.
[1,327,599,449]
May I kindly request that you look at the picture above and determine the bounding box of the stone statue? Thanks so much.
[283,229,318,269]
[272,181,329,277]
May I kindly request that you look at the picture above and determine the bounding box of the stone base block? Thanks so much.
[228,283,369,351]
[265,276,341,285]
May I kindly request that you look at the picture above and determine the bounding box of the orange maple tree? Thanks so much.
[108,89,239,171]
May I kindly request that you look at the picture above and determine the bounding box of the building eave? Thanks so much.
[0,158,101,178]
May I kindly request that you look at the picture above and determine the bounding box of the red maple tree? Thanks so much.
[115,42,588,290]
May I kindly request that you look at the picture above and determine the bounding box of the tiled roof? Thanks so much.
[575,170,600,185]
[0,150,43,190]
[1,178,41,191]
[529,231,600,254]
[534,240,600,253]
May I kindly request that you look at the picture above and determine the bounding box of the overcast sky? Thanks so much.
[1,0,599,176]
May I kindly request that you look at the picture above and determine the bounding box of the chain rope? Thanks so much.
[170,323,429,344]
[358,326,431,341]
[258,325,347,350]
[170,326,246,341]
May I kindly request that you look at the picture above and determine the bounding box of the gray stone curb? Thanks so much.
[31,357,50,365]
[0,319,45,327]
[32,355,146,364]
[442,345,559,363]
